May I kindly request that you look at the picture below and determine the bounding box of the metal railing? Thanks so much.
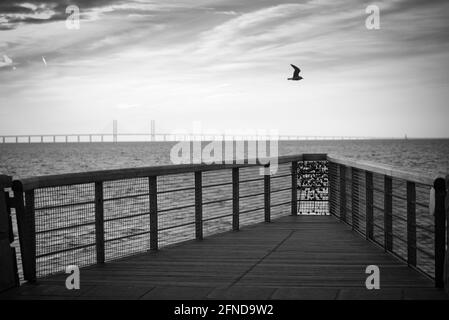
[10,154,328,282]
[3,153,447,289]
[328,155,447,288]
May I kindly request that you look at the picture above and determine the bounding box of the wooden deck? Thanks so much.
[1,215,448,300]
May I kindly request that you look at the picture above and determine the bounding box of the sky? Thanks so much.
[0,0,449,137]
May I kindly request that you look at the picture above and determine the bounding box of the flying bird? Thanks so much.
[0,55,16,70]
[288,64,303,81]
[3,55,12,64]
[42,56,47,67]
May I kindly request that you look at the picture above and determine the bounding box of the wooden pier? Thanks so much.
[0,154,447,299]
[1,215,448,300]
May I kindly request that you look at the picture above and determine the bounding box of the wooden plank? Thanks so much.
[2,215,445,300]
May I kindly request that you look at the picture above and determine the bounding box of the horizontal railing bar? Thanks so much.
[415,201,429,209]
[157,186,195,194]
[327,155,444,185]
[392,194,407,202]
[104,211,150,223]
[36,221,96,234]
[239,177,265,184]
[104,230,151,243]
[415,224,434,234]
[373,223,384,230]
[202,181,233,189]
[270,187,292,194]
[158,221,195,232]
[392,214,407,223]
[416,247,435,259]
[18,154,327,190]
[270,200,291,208]
[413,231,434,242]
[239,192,265,199]
[391,233,407,244]
[36,243,96,258]
[202,198,233,206]
[158,204,196,213]
[373,204,384,212]
[103,192,150,202]
[239,206,265,215]
[373,187,385,193]
[35,200,94,211]
[202,213,233,223]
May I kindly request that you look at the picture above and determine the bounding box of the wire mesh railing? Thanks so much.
[10,154,328,282]
[328,156,447,287]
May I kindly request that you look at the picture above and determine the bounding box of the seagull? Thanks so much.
[1,55,16,70]
[288,64,303,81]
[42,56,47,67]
[3,55,12,64]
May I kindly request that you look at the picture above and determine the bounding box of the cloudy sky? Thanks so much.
[0,0,448,137]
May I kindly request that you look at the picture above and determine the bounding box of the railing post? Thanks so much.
[406,181,417,267]
[339,165,346,222]
[232,168,239,231]
[195,171,203,240]
[149,176,158,251]
[365,171,373,240]
[384,176,393,252]
[291,161,298,216]
[351,168,359,230]
[433,177,446,289]
[94,181,105,264]
[445,175,449,292]
[12,181,36,282]
[264,166,271,223]
[0,176,18,291]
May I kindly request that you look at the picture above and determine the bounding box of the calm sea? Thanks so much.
[1,139,449,179]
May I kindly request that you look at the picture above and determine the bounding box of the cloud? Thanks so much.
[0,0,202,30]
[191,0,449,75]
[0,0,125,29]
